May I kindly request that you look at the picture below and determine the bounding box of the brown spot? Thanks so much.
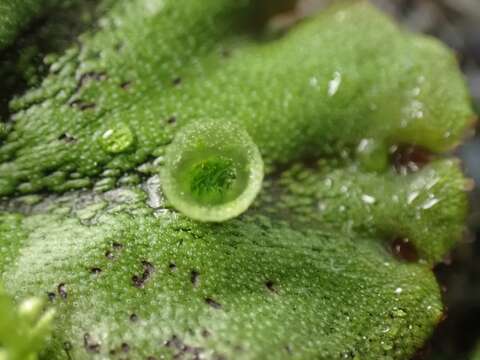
[201,329,210,338]
[114,42,124,52]
[265,280,278,293]
[121,343,130,353]
[391,145,432,175]
[90,267,102,275]
[190,270,200,287]
[57,283,68,299]
[69,100,96,111]
[165,335,205,358]
[172,77,182,86]
[120,81,132,90]
[63,341,73,360]
[165,335,182,349]
[83,333,101,353]
[132,261,155,288]
[58,132,77,143]
[221,48,231,58]
[391,237,419,262]
[78,72,107,87]
[167,116,176,125]
[112,242,123,250]
[205,298,222,309]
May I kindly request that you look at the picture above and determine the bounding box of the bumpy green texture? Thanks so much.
[0,0,474,359]
[0,284,55,360]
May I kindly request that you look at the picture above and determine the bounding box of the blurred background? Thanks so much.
[304,1,480,358]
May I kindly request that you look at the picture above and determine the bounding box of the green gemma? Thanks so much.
[162,120,264,222]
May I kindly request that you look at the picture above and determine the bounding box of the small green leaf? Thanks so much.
[0,285,54,360]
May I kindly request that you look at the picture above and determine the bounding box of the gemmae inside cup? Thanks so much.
[162,119,264,222]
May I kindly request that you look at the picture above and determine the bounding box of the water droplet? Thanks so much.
[403,99,425,119]
[361,194,376,205]
[381,341,393,351]
[394,287,403,295]
[328,71,342,96]
[421,196,439,210]
[324,178,333,188]
[100,124,135,154]
[407,191,419,204]
[318,202,327,212]
[309,77,319,87]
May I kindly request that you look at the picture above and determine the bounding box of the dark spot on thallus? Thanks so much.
[132,261,155,288]
[84,333,100,353]
[63,341,73,360]
[58,132,77,143]
[165,335,205,357]
[172,77,182,86]
[265,280,278,293]
[77,72,107,90]
[190,270,200,287]
[57,283,67,299]
[205,298,222,309]
[130,313,138,322]
[69,99,96,111]
[90,267,102,275]
[120,81,132,90]
[221,48,231,58]
[391,144,432,175]
[47,292,56,301]
[391,237,419,262]
[167,116,176,125]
